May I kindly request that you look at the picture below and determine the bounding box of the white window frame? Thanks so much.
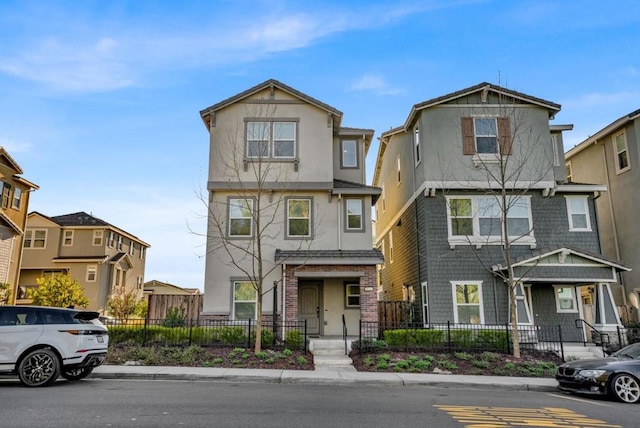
[341,140,358,168]
[228,198,254,238]
[286,197,312,238]
[137,276,143,290]
[24,229,47,249]
[565,195,591,232]
[445,195,535,247]
[345,282,360,307]
[421,281,429,326]
[551,135,561,167]
[232,281,257,320]
[246,121,297,160]
[613,130,630,174]
[414,124,421,166]
[381,185,386,213]
[86,265,97,282]
[108,231,114,247]
[11,187,22,209]
[396,156,402,185]
[93,230,103,246]
[129,241,135,256]
[451,281,485,324]
[474,117,498,154]
[117,235,123,250]
[554,285,578,313]
[63,230,74,246]
[389,230,394,263]
[345,198,364,231]
[140,247,145,259]
[565,160,573,182]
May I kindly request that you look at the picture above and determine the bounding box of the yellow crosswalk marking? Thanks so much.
[434,405,620,428]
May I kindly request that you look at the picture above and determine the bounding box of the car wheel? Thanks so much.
[610,373,640,403]
[17,349,61,387]
[61,368,93,381]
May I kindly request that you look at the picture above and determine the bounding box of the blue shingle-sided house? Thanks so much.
[372,82,630,343]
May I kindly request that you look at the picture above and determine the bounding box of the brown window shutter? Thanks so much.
[461,117,475,155]
[498,117,512,155]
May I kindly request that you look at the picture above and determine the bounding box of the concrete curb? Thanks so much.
[91,365,558,392]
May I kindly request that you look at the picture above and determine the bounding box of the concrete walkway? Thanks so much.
[92,365,557,392]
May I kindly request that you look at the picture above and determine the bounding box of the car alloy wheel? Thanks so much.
[61,367,93,381]
[611,374,640,403]
[17,349,60,387]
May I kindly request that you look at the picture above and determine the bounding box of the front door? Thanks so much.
[299,281,322,336]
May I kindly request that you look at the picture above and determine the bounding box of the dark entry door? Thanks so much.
[299,281,321,335]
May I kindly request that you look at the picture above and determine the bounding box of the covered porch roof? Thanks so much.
[275,249,383,266]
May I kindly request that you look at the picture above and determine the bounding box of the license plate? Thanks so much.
[96,336,104,343]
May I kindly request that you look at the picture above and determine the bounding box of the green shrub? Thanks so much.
[285,330,304,348]
[282,348,293,357]
[454,352,473,360]
[450,330,474,347]
[162,307,186,328]
[472,360,490,369]
[383,329,444,348]
[414,329,445,347]
[480,351,500,361]
[438,360,458,370]
[476,330,509,350]
[220,327,248,345]
[413,360,431,370]
[297,356,307,365]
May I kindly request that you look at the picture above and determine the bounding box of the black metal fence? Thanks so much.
[357,321,564,359]
[617,325,640,350]
[105,318,308,352]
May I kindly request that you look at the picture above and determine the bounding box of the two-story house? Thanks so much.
[565,109,640,322]
[199,79,382,335]
[373,83,629,342]
[0,148,38,304]
[18,211,150,314]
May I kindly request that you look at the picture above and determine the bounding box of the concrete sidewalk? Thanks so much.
[92,365,557,392]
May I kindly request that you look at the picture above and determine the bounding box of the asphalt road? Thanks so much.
[0,378,634,427]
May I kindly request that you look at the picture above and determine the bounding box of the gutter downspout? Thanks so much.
[599,140,627,306]
[337,193,342,250]
[282,264,286,340]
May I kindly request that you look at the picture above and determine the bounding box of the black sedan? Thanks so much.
[556,342,640,403]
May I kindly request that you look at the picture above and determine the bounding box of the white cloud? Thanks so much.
[561,91,640,108]
[348,74,402,95]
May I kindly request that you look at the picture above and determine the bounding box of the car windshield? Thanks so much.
[611,343,640,359]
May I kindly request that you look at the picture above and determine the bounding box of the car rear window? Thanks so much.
[41,310,74,324]
[72,311,100,324]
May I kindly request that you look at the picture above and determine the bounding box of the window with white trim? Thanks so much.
[63,230,73,246]
[565,161,573,182]
[86,265,97,282]
[11,187,22,209]
[286,198,311,238]
[389,230,394,263]
[452,281,484,324]
[137,276,143,290]
[140,247,145,259]
[554,286,577,313]
[396,156,402,184]
[93,230,103,246]
[446,195,534,245]
[474,118,498,154]
[414,124,421,165]
[108,231,114,247]
[341,140,357,168]
[246,121,296,159]
[565,196,591,231]
[228,198,254,237]
[233,281,257,320]
[551,135,561,166]
[129,241,135,256]
[117,235,123,250]
[1,181,11,209]
[24,229,47,248]
[421,282,429,326]
[614,131,630,173]
[345,282,360,307]
[345,198,364,231]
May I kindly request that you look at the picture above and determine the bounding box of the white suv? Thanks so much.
[0,305,109,387]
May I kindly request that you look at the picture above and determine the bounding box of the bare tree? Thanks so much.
[199,101,319,354]
[444,90,556,358]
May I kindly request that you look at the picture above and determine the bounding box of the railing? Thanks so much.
[358,320,564,359]
[105,318,308,352]
[342,314,348,355]
[575,318,609,355]
[617,325,640,350]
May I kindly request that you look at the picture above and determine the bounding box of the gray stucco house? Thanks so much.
[566,109,640,323]
[372,82,630,342]
[199,79,382,336]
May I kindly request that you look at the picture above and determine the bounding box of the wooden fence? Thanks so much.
[147,294,203,320]
[378,301,410,326]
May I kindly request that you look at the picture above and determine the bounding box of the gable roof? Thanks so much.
[492,245,630,272]
[31,211,151,247]
[199,79,343,129]
[0,147,39,190]
[333,179,381,204]
[566,108,640,159]
[0,211,23,235]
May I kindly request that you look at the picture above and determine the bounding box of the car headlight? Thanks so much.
[578,369,607,378]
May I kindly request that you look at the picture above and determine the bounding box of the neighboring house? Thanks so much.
[18,211,150,314]
[144,280,201,296]
[565,109,640,323]
[0,148,38,304]
[372,82,629,342]
[199,79,382,335]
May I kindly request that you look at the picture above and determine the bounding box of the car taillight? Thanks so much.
[60,330,107,336]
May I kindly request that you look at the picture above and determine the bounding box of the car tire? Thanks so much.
[61,367,93,381]
[17,348,61,387]
[610,373,640,403]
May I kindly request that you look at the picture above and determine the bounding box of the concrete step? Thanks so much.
[312,354,353,366]
[563,345,606,360]
[309,338,354,368]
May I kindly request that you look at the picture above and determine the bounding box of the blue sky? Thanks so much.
[1,0,638,290]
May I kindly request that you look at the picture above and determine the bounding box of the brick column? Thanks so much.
[360,265,378,322]
[284,266,299,321]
